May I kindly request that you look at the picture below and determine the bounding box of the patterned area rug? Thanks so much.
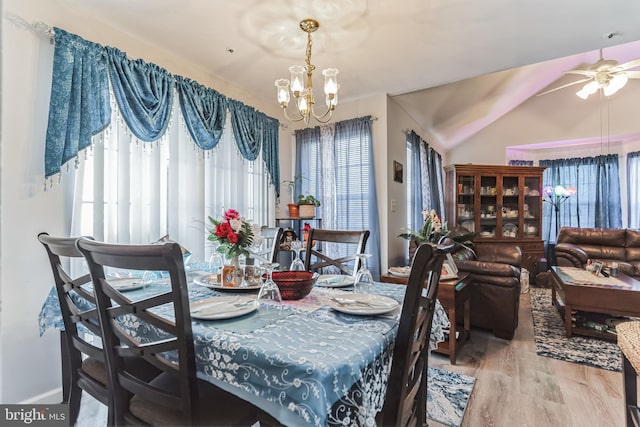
[529,287,622,372]
[427,367,475,427]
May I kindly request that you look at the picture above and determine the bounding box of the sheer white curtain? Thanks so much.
[71,93,274,268]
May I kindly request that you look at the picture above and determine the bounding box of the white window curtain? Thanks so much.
[71,93,274,268]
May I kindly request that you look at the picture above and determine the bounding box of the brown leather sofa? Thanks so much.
[452,244,522,340]
[555,227,640,279]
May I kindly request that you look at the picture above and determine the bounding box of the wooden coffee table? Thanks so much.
[550,266,640,340]
[380,271,471,364]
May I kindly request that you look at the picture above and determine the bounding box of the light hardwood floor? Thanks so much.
[428,287,626,427]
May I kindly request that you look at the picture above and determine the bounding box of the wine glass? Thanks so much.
[353,254,374,294]
[257,262,282,304]
[289,239,305,271]
[208,250,224,275]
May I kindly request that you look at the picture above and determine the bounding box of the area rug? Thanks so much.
[529,287,622,372]
[427,367,475,427]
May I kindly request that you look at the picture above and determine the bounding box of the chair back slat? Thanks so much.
[76,238,198,425]
[303,229,370,277]
[251,226,283,264]
[381,240,454,427]
[37,232,109,424]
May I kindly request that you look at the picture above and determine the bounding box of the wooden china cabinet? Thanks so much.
[444,164,546,281]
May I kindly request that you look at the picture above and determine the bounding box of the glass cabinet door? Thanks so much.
[501,175,519,239]
[479,175,497,238]
[523,175,542,239]
[456,175,475,232]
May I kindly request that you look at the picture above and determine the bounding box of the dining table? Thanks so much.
[38,264,450,427]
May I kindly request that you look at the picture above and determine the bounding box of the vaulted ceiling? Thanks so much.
[43,0,640,149]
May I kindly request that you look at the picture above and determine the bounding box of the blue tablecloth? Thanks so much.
[38,271,449,426]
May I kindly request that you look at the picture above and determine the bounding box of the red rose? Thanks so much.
[216,222,231,238]
[224,209,240,221]
[227,231,239,244]
[303,222,311,232]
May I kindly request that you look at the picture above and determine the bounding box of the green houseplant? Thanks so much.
[297,194,320,218]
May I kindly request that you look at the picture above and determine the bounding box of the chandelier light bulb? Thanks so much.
[289,66,305,95]
[322,68,339,95]
[275,79,291,106]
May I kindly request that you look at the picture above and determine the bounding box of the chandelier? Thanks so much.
[274,19,339,125]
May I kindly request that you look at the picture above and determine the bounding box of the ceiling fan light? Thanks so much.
[576,81,599,99]
[604,73,629,96]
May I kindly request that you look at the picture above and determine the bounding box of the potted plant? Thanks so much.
[282,178,301,218]
[297,194,321,218]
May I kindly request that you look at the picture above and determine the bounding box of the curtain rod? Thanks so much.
[6,14,54,41]
[288,115,378,134]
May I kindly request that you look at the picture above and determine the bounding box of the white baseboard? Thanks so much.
[19,387,63,404]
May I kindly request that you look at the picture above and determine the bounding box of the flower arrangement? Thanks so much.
[399,209,476,246]
[208,209,263,259]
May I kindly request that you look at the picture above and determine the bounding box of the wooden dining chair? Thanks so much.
[253,226,283,264]
[76,238,260,426]
[37,233,108,426]
[378,239,454,427]
[303,229,370,277]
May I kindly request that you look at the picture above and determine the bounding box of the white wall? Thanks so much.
[447,78,640,165]
[1,0,286,403]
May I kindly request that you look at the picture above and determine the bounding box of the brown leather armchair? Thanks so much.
[453,244,522,340]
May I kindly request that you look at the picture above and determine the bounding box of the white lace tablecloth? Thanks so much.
[38,278,449,427]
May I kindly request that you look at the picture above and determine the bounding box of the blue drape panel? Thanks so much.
[540,154,622,246]
[407,131,423,232]
[45,28,111,178]
[261,117,281,196]
[106,47,174,142]
[427,147,445,220]
[175,77,227,150]
[628,151,640,229]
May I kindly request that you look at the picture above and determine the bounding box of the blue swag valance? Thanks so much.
[44,28,111,179]
[44,28,280,195]
[176,77,227,151]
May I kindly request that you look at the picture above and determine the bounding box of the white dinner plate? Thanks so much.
[327,294,400,316]
[107,278,145,292]
[190,296,258,320]
[194,274,262,292]
[388,266,411,277]
[316,274,354,288]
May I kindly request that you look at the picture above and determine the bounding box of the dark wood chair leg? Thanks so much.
[60,331,71,404]
[623,353,639,427]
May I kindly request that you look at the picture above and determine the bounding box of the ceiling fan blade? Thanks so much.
[616,58,640,71]
[536,78,593,96]
[625,70,640,79]
[565,70,594,76]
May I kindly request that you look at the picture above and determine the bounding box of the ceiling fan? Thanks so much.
[537,49,640,98]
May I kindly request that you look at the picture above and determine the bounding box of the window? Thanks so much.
[71,95,274,264]
[295,117,381,278]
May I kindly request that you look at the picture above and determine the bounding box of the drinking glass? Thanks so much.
[257,262,282,304]
[353,254,374,294]
[208,251,224,275]
[289,239,305,271]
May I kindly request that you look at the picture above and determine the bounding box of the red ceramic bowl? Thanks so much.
[270,271,318,300]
